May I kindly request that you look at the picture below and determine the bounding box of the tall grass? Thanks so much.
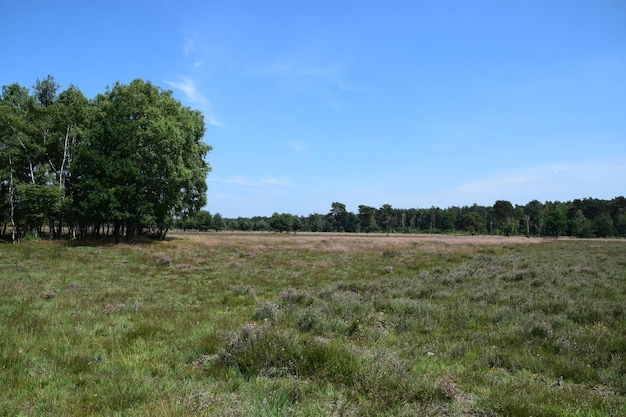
[0,233,624,415]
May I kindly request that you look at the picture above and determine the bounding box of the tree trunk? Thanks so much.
[113,222,121,243]
[8,154,17,243]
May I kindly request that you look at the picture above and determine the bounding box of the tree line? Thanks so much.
[180,198,626,238]
[3,77,623,242]
[0,76,211,242]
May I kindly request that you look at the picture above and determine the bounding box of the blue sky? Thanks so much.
[3,1,625,217]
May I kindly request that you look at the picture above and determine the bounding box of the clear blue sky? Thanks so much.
[3,1,625,217]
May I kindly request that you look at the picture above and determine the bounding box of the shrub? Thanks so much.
[279,288,313,306]
[254,301,279,323]
[436,375,460,400]
[232,284,257,297]
[155,255,172,266]
[217,323,296,377]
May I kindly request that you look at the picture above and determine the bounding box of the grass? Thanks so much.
[0,232,624,416]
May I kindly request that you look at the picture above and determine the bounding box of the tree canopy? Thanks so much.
[1,76,211,242]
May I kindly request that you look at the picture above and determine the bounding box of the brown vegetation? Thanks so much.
[176,231,543,251]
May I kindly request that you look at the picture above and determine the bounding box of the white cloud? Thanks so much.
[211,176,292,187]
[164,77,221,127]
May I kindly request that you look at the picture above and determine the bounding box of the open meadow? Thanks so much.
[0,232,624,416]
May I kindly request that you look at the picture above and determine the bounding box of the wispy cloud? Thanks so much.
[183,37,194,56]
[256,59,367,99]
[164,77,221,126]
[260,177,292,186]
[454,157,626,204]
[211,176,292,187]
[266,62,340,83]
[264,60,298,75]
[335,81,368,93]
[301,66,336,77]
[181,35,204,68]
[221,176,252,186]
[287,140,308,156]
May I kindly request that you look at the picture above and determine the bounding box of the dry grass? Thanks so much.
[173,231,541,253]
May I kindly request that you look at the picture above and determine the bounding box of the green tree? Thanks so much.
[13,183,61,237]
[592,213,614,237]
[608,196,626,237]
[211,213,225,231]
[614,211,626,237]
[459,211,486,234]
[357,205,378,232]
[50,85,90,237]
[307,213,331,232]
[568,208,589,237]
[440,209,457,232]
[292,215,303,233]
[11,77,92,239]
[378,204,396,232]
[493,200,515,235]
[270,212,294,233]
[73,79,211,241]
[235,217,253,231]
[524,200,544,236]
[195,210,213,231]
[254,219,270,232]
[0,83,38,241]
[426,207,441,232]
[545,205,567,237]
[29,75,76,239]
[329,202,347,232]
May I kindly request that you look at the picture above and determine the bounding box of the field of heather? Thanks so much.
[1,232,624,416]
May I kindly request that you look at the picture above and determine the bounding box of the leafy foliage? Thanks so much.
[1,77,211,241]
[73,79,210,240]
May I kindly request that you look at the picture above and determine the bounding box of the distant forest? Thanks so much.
[179,198,626,238]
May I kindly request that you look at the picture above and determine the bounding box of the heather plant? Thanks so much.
[210,321,427,412]
[0,233,624,416]
[253,301,280,323]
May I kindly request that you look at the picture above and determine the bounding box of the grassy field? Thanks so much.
[0,232,624,416]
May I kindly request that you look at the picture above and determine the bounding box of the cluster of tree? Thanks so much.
[179,198,626,238]
[0,76,211,242]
